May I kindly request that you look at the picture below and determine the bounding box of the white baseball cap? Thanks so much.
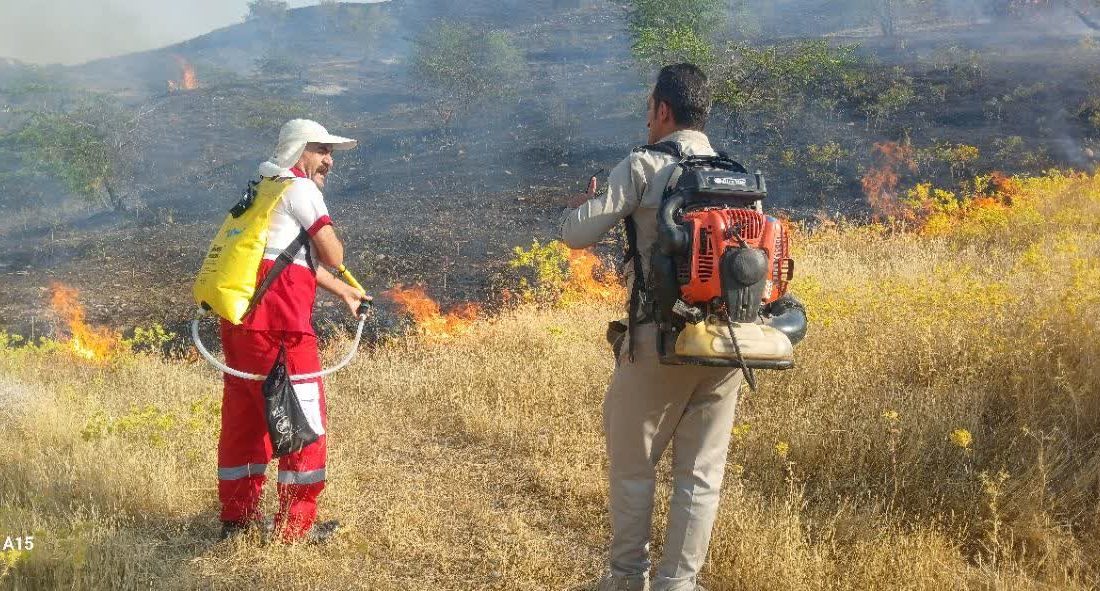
[278,118,357,152]
[259,119,358,177]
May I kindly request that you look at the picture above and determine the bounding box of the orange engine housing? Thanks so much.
[678,209,794,306]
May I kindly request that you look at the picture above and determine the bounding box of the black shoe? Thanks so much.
[219,519,272,542]
[304,519,341,545]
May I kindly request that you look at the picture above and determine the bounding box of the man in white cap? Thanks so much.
[217,119,366,544]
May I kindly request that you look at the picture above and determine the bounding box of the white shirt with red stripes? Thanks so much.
[264,173,332,267]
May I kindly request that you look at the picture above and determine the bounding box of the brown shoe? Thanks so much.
[218,519,272,543]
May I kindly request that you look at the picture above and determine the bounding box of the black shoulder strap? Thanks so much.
[633,140,683,160]
[245,228,312,317]
[623,216,646,362]
[621,141,684,361]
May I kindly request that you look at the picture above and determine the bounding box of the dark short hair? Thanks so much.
[651,63,711,130]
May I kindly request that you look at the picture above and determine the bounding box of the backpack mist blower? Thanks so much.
[190,177,371,382]
[628,141,808,390]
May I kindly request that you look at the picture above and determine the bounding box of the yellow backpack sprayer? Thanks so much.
[190,177,370,382]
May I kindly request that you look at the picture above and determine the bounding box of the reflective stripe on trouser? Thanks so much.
[218,463,269,480]
[218,322,328,540]
[604,324,742,591]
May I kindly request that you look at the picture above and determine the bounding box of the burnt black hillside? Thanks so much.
[1,0,1098,338]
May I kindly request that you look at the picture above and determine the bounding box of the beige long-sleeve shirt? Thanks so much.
[561,129,716,313]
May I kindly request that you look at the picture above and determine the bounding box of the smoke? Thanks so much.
[0,0,226,65]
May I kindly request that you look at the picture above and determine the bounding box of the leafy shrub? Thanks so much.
[712,40,863,136]
[631,24,715,67]
[803,141,851,206]
[122,324,176,354]
[506,240,621,306]
[626,0,727,37]
[80,397,219,447]
[254,48,308,80]
[918,141,980,179]
[861,76,915,129]
[411,22,525,127]
[985,82,1047,122]
[507,239,572,304]
[993,135,1050,170]
[930,45,984,93]
[625,0,726,67]
[320,0,392,39]
[9,98,145,212]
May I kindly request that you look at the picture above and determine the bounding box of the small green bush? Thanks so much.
[10,98,141,212]
[507,239,572,304]
[411,22,525,127]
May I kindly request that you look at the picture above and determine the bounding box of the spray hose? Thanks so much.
[191,268,372,381]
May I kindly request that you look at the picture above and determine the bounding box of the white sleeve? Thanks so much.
[283,178,332,236]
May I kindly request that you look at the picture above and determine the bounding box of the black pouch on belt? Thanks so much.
[263,344,320,457]
[606,320,628,360]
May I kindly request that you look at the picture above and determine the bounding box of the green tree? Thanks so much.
[626,0,726,39]
[631,23,716,67]
[10,98,150,212]
[712,40,862,137]
[410,22,525,127]
[625,0,726,67]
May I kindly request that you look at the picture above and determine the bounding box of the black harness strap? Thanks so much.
[633,141,683,160]
[623,217,644,362]
[622,141,684,361]
[245,228,313,317]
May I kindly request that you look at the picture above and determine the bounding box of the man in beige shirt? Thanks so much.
[562,64,742,591]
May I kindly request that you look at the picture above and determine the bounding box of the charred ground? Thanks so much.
[0,0,1098,339]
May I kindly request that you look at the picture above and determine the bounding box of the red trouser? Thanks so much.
[217,323,327,541]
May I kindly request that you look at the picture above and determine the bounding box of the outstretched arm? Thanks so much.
[560,154,647,249]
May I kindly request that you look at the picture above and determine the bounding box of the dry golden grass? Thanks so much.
[1,170,1099,590]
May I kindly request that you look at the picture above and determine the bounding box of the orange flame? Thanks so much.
[168,54,197,92]
[563,249,622,303]
[49,283,121,362]
[383,284,482,339]
[861,141,916,220]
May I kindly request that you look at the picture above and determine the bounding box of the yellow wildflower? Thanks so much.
[732,423,751,440]
[775,441,790,459]
[1,549,28,568]
[882,410,900,423]
[950,428,973,449]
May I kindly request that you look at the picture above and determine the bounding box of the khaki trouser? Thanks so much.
[605,324,742,591]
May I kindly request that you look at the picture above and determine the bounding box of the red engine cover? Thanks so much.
[679,209,793,306]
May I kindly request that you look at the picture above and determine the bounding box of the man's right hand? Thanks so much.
[341,289,372,318]
[566,193,590,208]
[566,175,599,209]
